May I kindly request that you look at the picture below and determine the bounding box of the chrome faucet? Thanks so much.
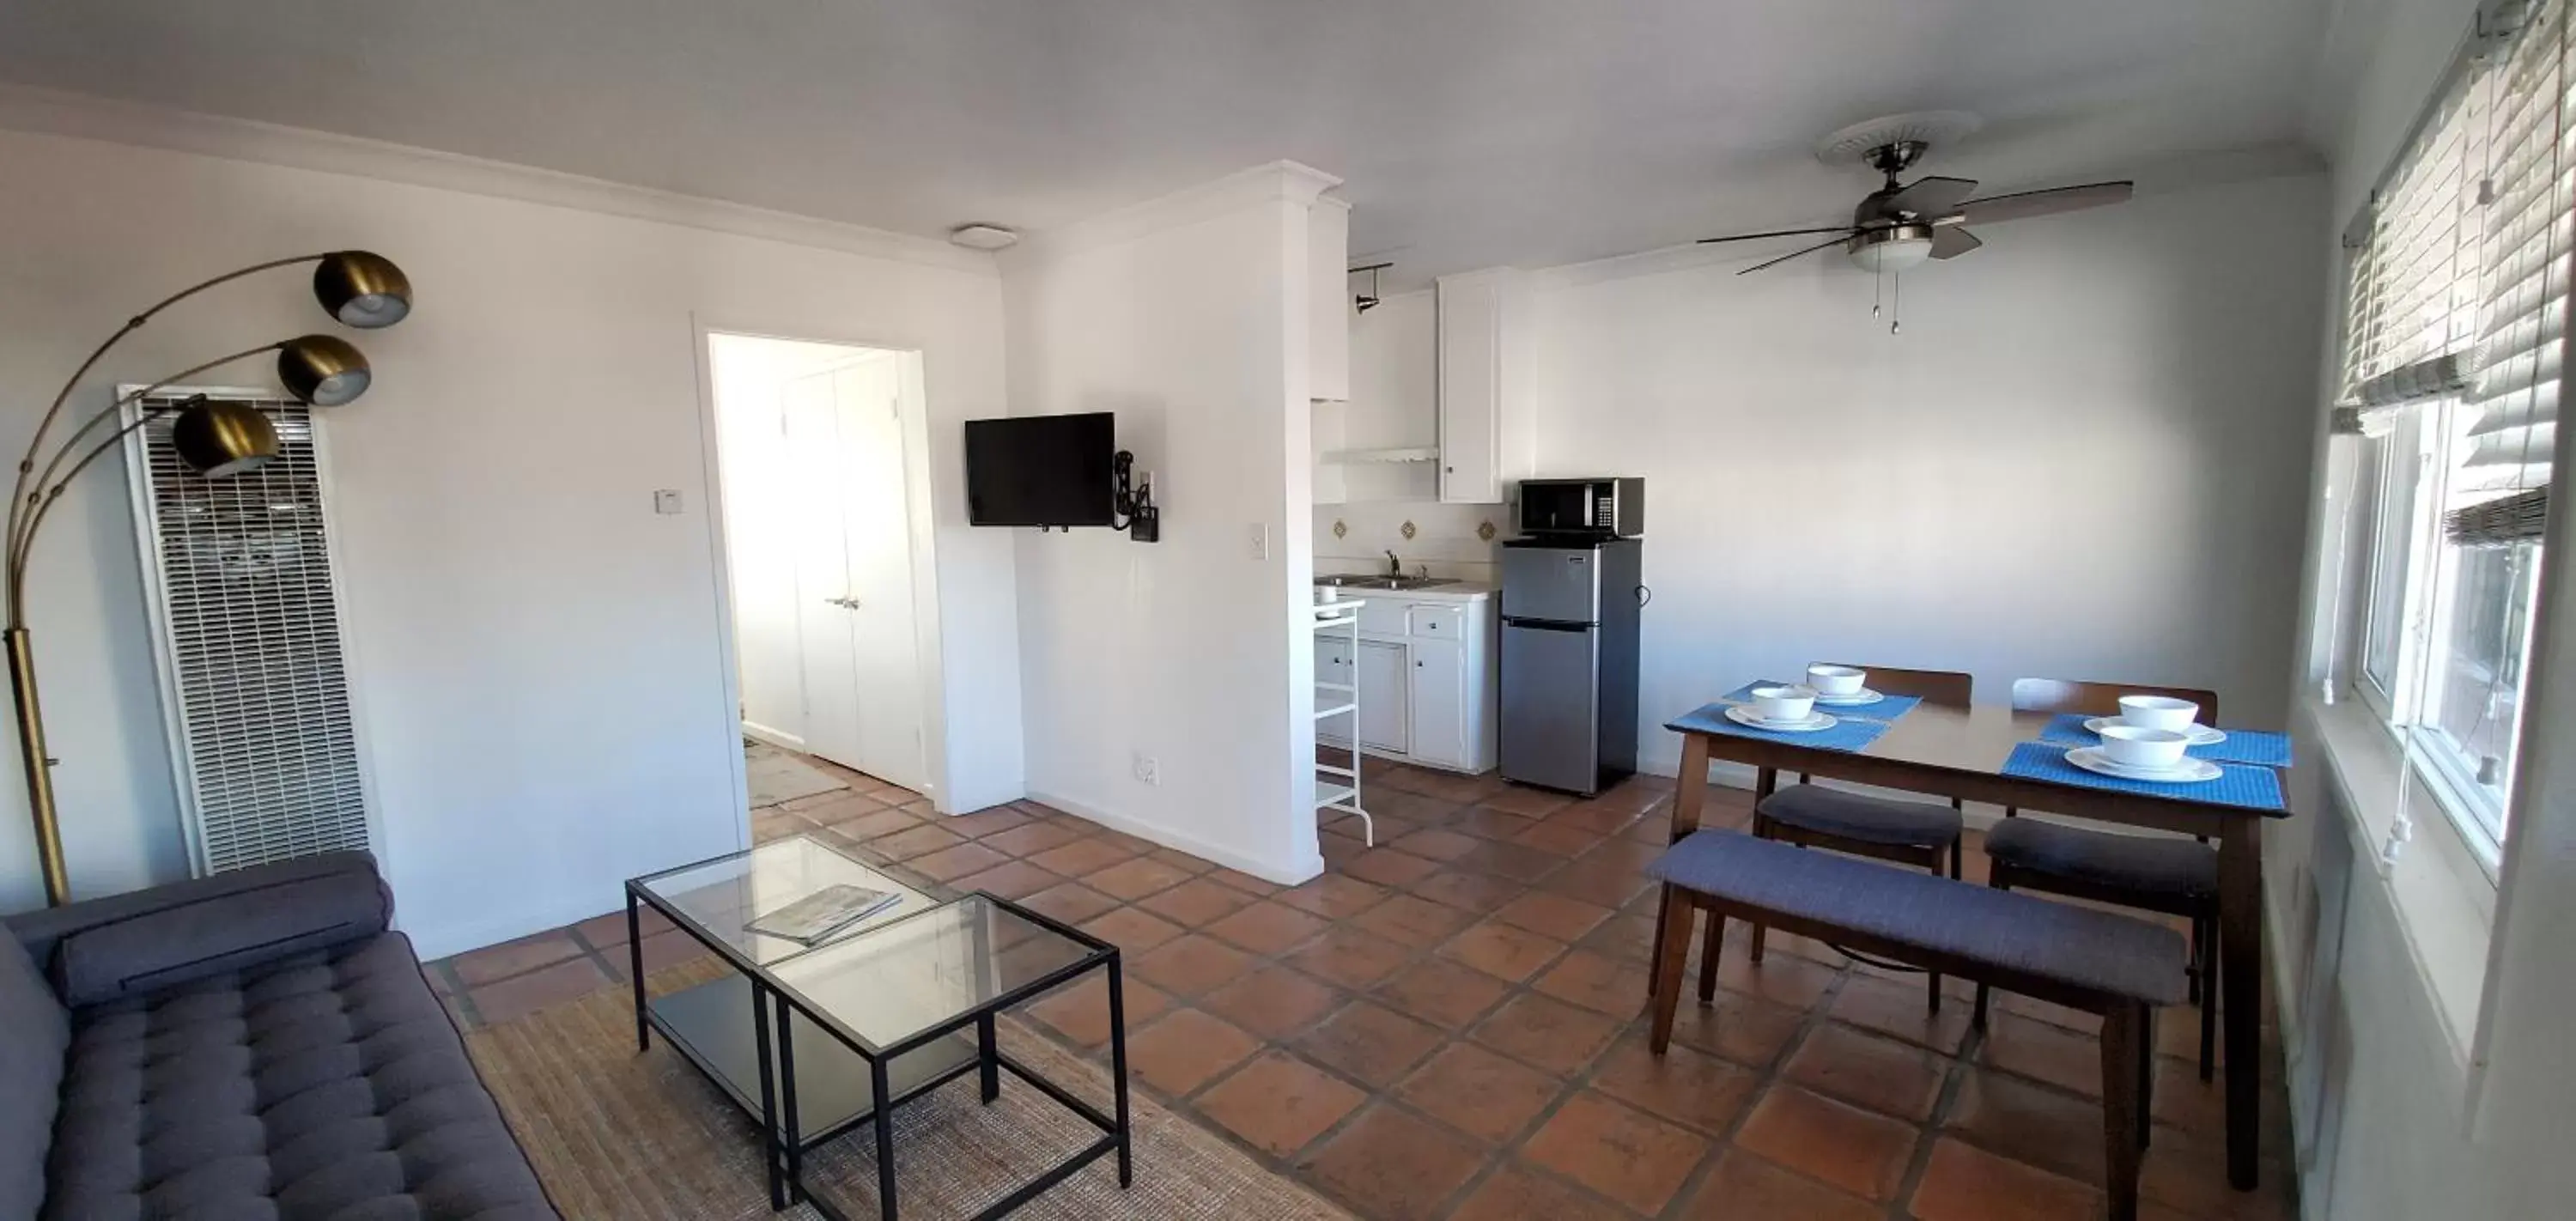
[1385,550,1402,579]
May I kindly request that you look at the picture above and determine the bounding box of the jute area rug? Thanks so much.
[463,962,1352,1220]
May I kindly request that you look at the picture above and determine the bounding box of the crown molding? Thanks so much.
[1001,160,1345,266]
[0,82,998,276]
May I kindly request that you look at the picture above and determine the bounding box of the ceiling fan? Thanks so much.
[1700,112,2135,277]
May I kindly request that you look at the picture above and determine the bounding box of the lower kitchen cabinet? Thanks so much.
[1406,637,1467,768]
[1354,638,1410,754]
[1312,592,1496,774]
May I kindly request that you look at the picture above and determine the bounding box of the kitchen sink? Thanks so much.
[1315,574,1458,590]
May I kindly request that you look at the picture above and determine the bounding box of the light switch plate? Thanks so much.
[653,489,683,515]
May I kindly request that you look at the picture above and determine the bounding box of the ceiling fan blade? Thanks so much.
[1929,226,1983,259]
[1735,233,1854,276]
[1882,175,1978,219]
[1956,180,2135,225]
[1698,224,1864,245]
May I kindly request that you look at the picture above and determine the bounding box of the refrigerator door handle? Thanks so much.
[1501,617,1593,633]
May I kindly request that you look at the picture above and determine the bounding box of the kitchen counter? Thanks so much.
[1314,578,1493,604]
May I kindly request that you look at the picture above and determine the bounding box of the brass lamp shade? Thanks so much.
[312,251,411,329]
[277,335,372,407]
[171,400,279,477]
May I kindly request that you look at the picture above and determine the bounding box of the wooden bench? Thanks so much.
[1647,829,2190,1221]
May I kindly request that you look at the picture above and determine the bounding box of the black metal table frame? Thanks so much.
[625,855,1133,1220]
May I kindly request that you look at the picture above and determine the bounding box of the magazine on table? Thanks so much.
[746,884,902,945]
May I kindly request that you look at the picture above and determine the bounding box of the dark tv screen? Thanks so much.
[964,413,1115,526]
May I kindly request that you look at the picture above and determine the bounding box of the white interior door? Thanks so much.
[829,360,926,791]
[783,372,865,768]
[781,359,926,790]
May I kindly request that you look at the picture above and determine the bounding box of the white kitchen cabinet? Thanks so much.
[1309,197,1352,402]
[1314,587,1497,774]
[1435,268,1533,505]
[1354,638,1410,754]
[1406,637,1468,768]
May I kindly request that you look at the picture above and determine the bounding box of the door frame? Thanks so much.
[691,318,948,835]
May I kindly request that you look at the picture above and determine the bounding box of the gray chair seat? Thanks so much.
[1759,783,1963,850]
[1985,817,2217,898]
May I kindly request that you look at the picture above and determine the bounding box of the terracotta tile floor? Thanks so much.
[431,752,2299,1221]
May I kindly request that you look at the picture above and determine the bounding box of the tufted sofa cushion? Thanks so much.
[0,932,69,1220]
[42,932,556,1220]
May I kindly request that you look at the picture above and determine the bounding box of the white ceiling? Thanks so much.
[0,0,2336,284]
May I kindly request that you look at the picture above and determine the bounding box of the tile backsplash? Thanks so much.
[1313,501,1507,582]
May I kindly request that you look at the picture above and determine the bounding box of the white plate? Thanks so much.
[1725,706,1839,733]
[2084,716,2224,746]
[1813,689,1885,707]
[2066,746,2221,784]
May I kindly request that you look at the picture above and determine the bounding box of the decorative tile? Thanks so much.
[1399,519,1417,540]
[1476,519,1497,541]
[1332,519,1349,539]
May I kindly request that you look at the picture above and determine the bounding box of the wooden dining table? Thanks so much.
[1657,696,2284,1193]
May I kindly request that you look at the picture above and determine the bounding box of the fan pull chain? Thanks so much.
[1890,270,1903,335]
[1872,259,1883,319]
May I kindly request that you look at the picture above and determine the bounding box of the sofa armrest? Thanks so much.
[4,850,392,1006]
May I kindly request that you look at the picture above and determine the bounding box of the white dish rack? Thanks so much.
[1312,597,1373,845]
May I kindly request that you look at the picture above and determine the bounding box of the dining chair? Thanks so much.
[1730,665,1974,1013]
[1980,677,2222,1078]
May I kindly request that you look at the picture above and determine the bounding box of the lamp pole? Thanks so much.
[7,252,409,905]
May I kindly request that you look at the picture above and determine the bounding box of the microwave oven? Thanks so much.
[1516,477,1643,538]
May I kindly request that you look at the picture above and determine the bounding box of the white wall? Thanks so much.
[1315,173,2329,771]
[1002,164,1331,884]
[0,118,1023,957]
[2265,0,2576,1217]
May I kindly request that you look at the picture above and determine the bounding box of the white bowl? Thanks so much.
[2118,695,2200,733]
[1749,684,1819,724]
[2098,724,2190,770]
[1807,665,1867,697]
[1314,585,1339,604]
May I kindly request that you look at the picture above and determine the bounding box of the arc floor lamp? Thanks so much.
[8,251,412,906]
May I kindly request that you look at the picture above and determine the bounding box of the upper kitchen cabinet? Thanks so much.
[1435,269,1534,504]
[1309,197,1351,402]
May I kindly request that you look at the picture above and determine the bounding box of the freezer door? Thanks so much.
[1500,544,1603,624]
[1499,620,1601,793]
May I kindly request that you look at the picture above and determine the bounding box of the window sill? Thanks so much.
[2297,693,2494,1086]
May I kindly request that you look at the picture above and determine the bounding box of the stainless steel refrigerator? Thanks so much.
[1498,538,1642,795]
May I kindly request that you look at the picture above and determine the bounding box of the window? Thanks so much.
[2336,0,2565,858]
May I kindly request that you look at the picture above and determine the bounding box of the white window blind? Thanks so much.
[122,390,374,874]
[2458,0,2566,527]
[2336,0,2569,859]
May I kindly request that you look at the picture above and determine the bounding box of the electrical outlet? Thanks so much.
[1249,523,1268,560]
[1132,753,1159,786]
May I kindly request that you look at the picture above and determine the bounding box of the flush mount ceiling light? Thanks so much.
[948,223,1019,252]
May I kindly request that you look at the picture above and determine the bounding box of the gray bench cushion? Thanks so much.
[1759,783,1962,849]
[44,932,555,1220]
[1649,829,2188,1005]
[1985,817,2218,899]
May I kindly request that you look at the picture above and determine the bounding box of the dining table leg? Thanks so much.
[2216,817,2263,1191]
[1647,733,1712,999]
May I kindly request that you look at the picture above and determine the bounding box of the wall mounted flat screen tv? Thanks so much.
[964,412,1115,526]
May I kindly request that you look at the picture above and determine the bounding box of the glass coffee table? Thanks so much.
[627,835,1133,1218]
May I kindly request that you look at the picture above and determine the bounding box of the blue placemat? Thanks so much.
[2001,741,2287,812]
[1716,680,1923,723]
[1668,702,1895,752]
[2036,714,2294,768]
